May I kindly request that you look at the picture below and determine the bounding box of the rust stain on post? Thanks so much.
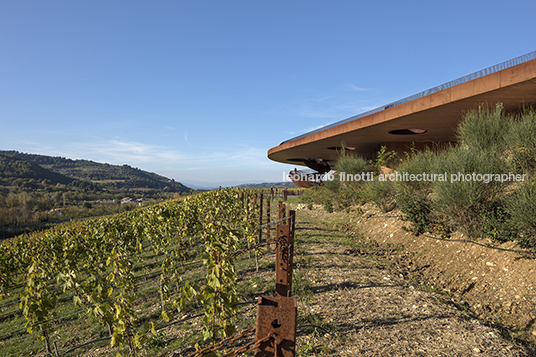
[276,209,294,297]
[255,295,297,357]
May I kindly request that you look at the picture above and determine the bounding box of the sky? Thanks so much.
[1,1,535,188]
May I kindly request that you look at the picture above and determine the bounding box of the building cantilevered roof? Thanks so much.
[268,51,536,168]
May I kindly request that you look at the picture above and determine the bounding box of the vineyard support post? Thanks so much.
[276,206,294,297]
[278,201,285,220]
[257,193,263,272]
[255,295,297,357]
[258,193,263,244]
[247,194,252,259]
[266,197,271,251]
[43,327,52,355]
[160,279,165,313]
[289,210,295,250]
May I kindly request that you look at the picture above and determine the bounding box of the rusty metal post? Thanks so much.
[276,205,293,297]
[254,193,258,218]
[278,201,285,220]
[255,295,297,357]
[259,193,263,244]
[256,193,263,272]
[266,197,271,251]
[289,210,295,248]
[246,193,251,259]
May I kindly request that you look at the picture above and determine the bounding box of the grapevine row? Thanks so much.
[0,188,262,356]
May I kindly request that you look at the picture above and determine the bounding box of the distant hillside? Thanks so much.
[236,182,298,189]
[0,152,79,189]
[1,151,192,193]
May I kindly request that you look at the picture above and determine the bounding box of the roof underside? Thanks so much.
[268,52,536,167]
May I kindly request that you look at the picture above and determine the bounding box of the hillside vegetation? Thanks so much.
[1,151,191,193]
[0,151,192,235]
[236,181,298,189]
[301,104,536,250]
[0,153,77,189]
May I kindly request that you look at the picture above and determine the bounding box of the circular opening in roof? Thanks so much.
[388,129,427,135]
[327,146,356,151]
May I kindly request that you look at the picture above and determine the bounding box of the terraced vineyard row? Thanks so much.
[0,188,263,356]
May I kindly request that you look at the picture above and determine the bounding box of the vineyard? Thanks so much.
[0,188,291,356]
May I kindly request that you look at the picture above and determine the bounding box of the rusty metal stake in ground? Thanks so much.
[266,197,271,251]
[276,204,295,297]
[255,295,297,357]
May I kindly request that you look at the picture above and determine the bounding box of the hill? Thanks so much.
[235,181,298,189]
[0,152,78,189]
[1,151,191,194]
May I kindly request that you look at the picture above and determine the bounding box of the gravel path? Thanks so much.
[292,208,533,356]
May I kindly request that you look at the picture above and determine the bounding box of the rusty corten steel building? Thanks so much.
[268,51,536,170]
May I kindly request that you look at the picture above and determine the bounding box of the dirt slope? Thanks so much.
[291,204,535,356]
[353,203,536,342]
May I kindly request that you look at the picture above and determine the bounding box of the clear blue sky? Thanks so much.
[1,1,535,187]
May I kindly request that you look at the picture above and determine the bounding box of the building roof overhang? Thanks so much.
[268,52,536,167]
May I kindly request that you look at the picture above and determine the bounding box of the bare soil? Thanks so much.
[290,203,536,356]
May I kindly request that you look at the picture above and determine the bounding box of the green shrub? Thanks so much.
[479,202,519,243]
[324,176,341,192]
[299,186,323,205]
[431,147,506,237]
[505,107,536,176]
[394,149,439,235]
[369,145,398,174]
[505,181,536,249]
[319,149,369,211]
[397,190,432,235]
[336,182,363,211]
[335,154,367,175]
[361,179,396,213]
[395,148,437,192]
[336,146,398,212]
[323,198,334,213]
[385,105,536,246]
[456,103,511,154]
